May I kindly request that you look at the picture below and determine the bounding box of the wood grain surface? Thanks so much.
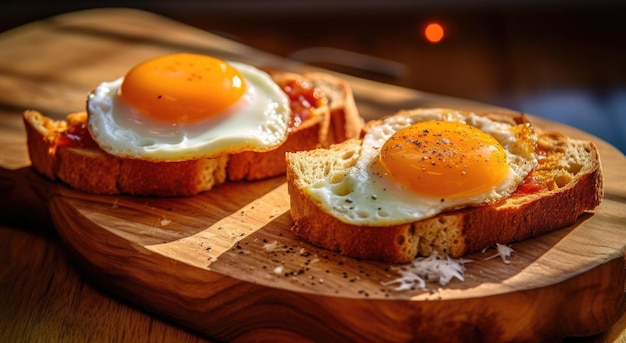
[1,8,625,343]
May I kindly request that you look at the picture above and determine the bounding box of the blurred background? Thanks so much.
[3,0,626,153]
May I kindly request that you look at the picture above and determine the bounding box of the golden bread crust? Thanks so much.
[227,118,322,181]
[303,72,363,144]
[57,146,121,194]
[286,110,603,263]
[118,156,228,197]
[23,110,63,180]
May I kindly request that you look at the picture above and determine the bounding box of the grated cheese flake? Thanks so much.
[273,265,284,275]
[263,240,279,252]
[485,243,515,264]
[381,252,471,291]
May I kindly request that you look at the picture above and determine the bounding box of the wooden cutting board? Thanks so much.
[3,117,625,342]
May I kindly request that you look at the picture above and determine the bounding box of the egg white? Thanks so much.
[306,108,538,226]
[87,61,291,161]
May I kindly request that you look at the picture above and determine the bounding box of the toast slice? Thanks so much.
[24,71,363,197]
[286,109,603,263]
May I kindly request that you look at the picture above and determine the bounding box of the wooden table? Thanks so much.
[1,8,624,342]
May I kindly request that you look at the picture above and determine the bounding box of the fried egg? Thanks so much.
[306,108,538,226]
[87,53,291,161]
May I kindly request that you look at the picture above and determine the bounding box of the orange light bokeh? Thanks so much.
[424,22,444,43]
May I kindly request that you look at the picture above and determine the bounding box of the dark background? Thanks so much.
[3,0,626,152]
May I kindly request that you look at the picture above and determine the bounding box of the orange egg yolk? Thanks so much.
[119,53,246,123]
[379,121,509,199]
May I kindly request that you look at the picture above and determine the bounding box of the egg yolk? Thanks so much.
[120,53,246,123]
[379,121,508,200]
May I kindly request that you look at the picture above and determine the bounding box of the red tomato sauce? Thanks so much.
[514,173,548,196]
[279,78,325,128]
[56,121,98,149]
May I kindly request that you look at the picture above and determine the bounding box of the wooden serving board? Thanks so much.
[3,120,625,342]
[1,8,625,342]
